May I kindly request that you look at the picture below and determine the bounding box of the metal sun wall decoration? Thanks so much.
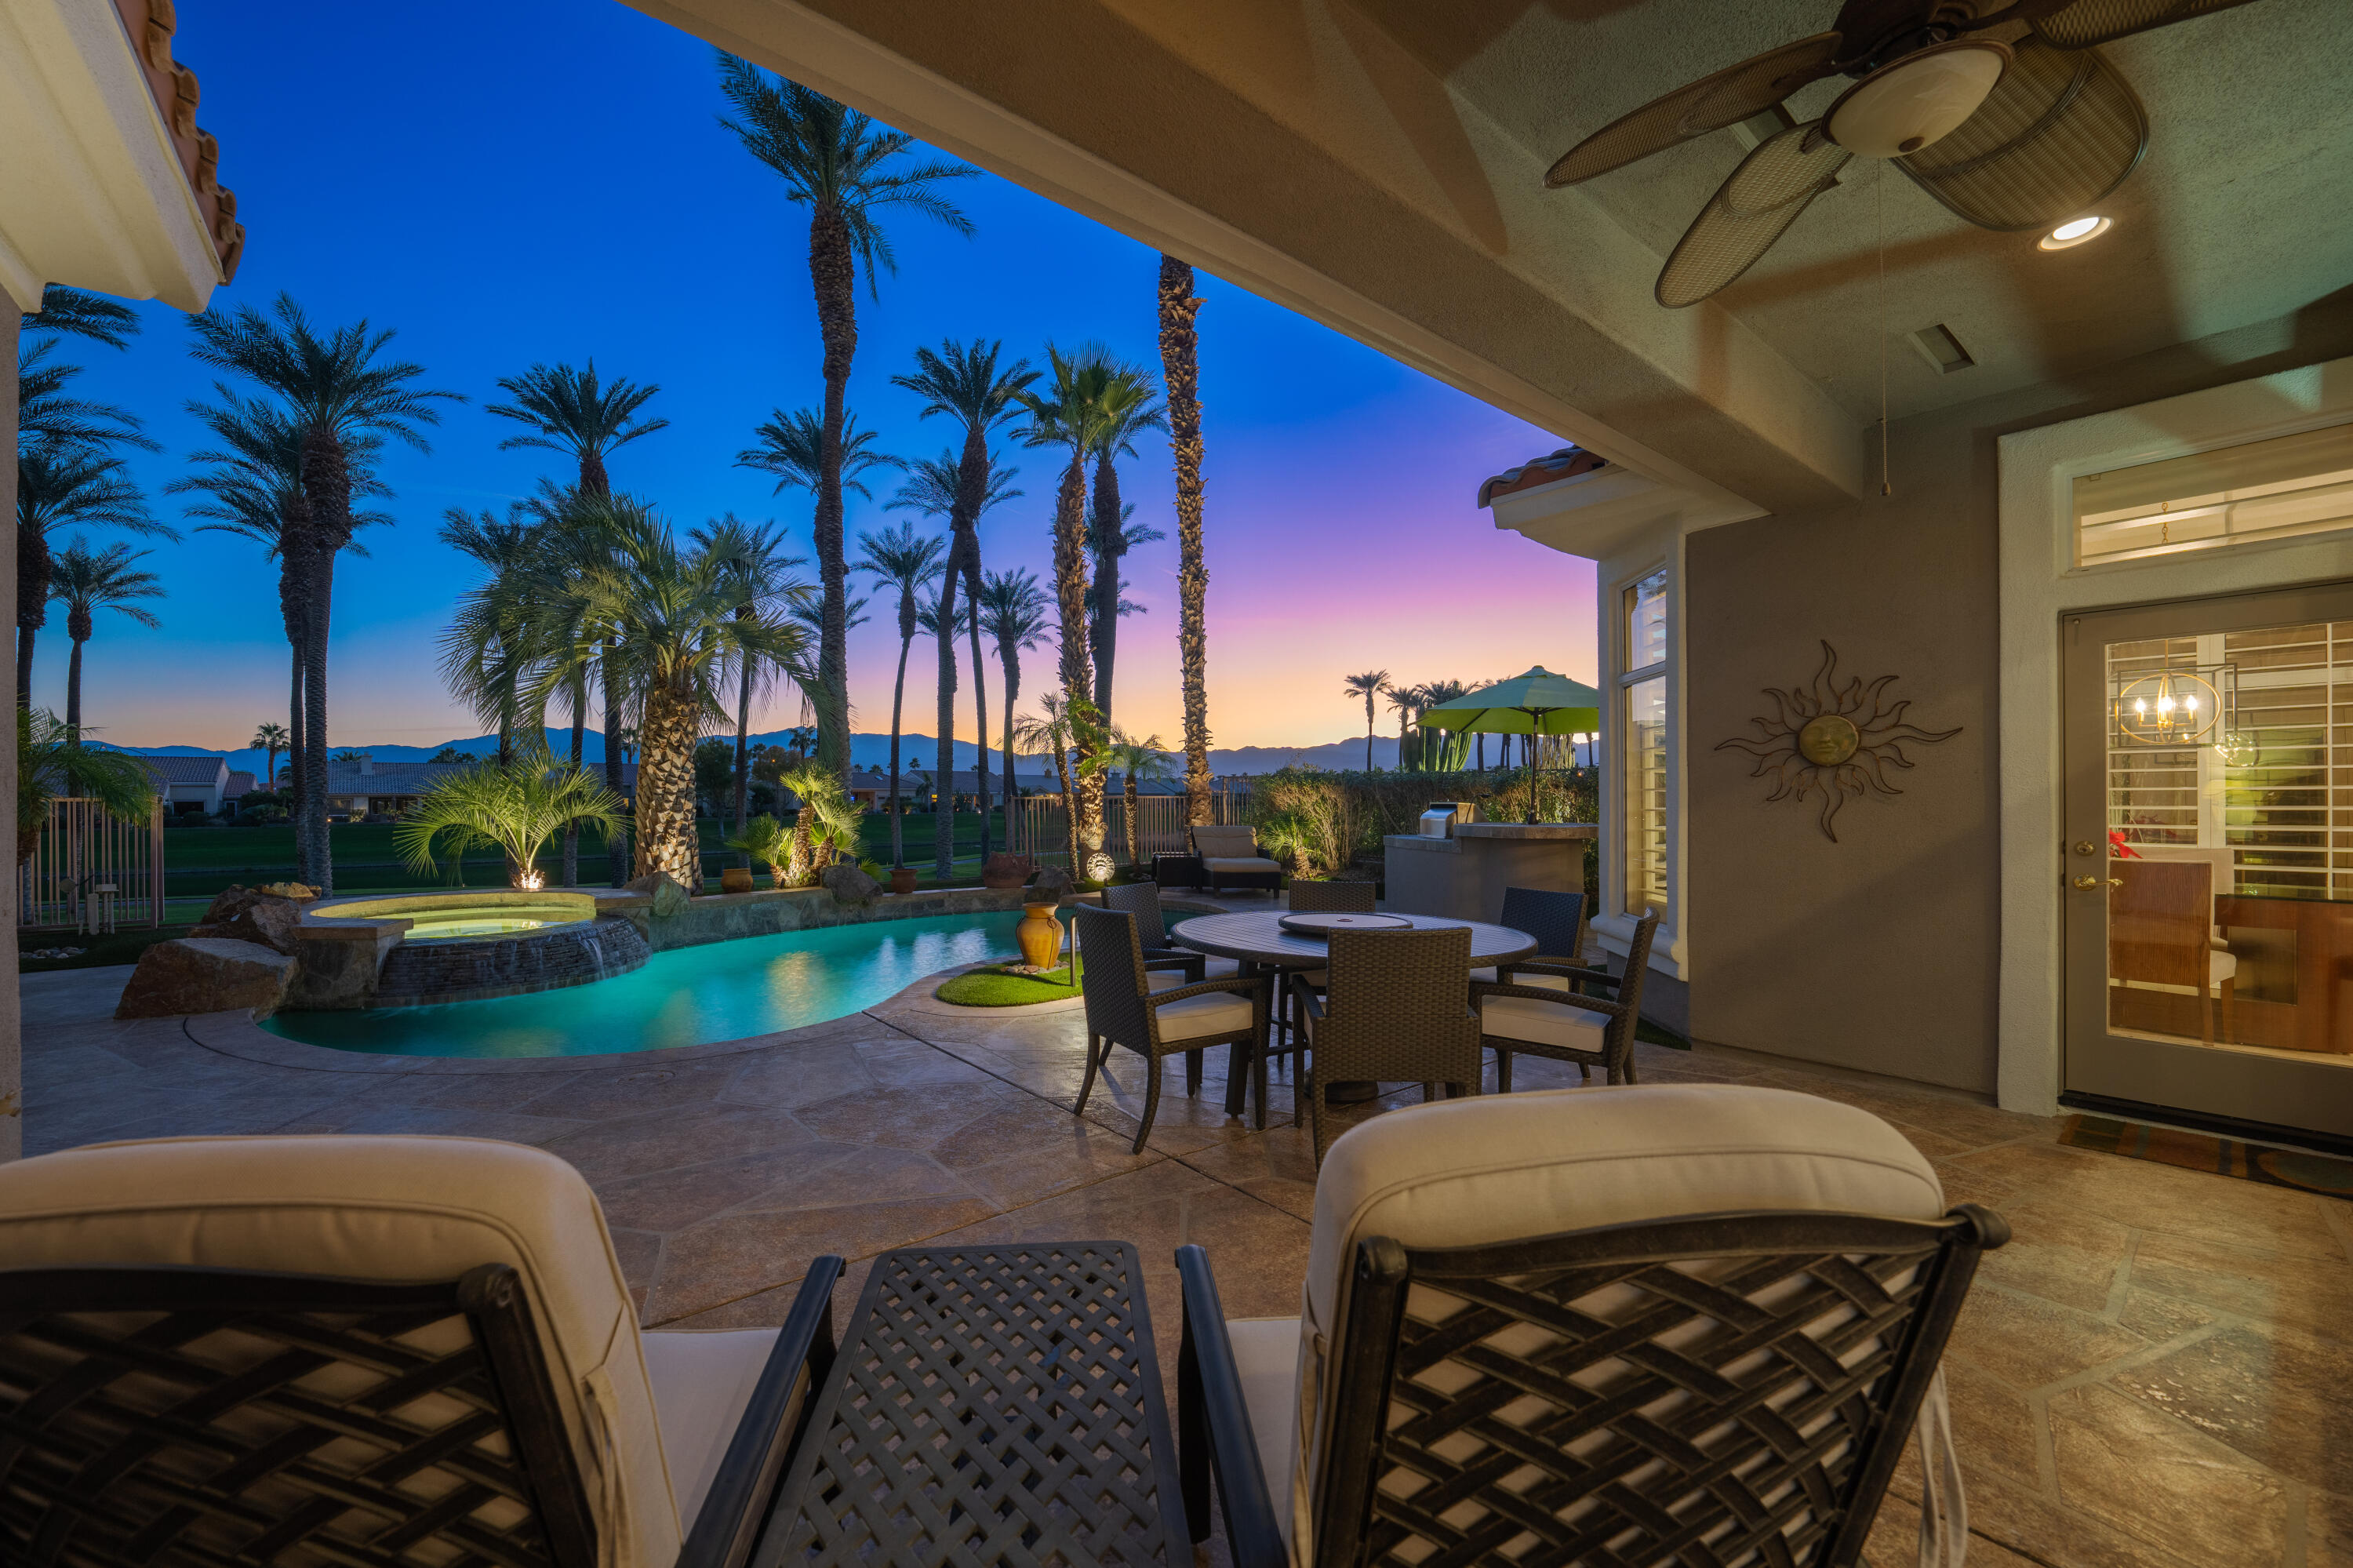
[1715,642,1961,843]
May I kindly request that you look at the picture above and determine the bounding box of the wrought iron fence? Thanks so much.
[1007,785,1253,868]
[20,798,166,931]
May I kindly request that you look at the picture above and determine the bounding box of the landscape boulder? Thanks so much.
[980,853,1035,890]
[624,871,692,920]
[188,884,305,955]
[116,938,296,1020]
[822,862,882,906]
[1029,865,1075,900]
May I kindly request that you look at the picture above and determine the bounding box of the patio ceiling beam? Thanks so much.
[625,0,1870,518]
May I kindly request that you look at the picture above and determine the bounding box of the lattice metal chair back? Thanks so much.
[0,1133,843,1568]
[1294,926,1480,1166]
[1073,906,1269,1151]
[0,1262,598,1568]
[1285,880,1377,915]
[1175,1084,2009,1568]
[1475,907,1660,1090]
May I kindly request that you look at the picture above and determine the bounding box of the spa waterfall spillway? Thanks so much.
[293,890,650,1008]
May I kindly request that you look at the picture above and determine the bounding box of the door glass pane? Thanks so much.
[2104,620,2353,1056]
[1624,675,1668,921]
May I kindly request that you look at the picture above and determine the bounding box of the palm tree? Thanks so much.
[20,286,141,348]
[693,516,809,862]
[563,498,813,887]
[1342,670,1391,771]
[18,707,155,868]
[716,55,976,776]
[251,721,290,791]
[1086,370,1166,728]
[187,293,461,890]
[1019,342,1120,879]
[485,359,666,839]
[1387,682,1424,769]
[395,744,627,890]
[172,393,388,813]
[979,568,1048,819]
[1157,256,1213,827]
[855,521,947,868]
[1013,693,1076,864]
[47,539,162,734]
[1104,729,1174,869]
[16,340,155,454]
[16,445,173,704]
[438,504,542,767]
[889,338,1035,876]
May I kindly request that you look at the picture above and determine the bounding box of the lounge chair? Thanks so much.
[1190,824,1284,895]
[1176,1083,2008,1568]
[0,1133,841,1568]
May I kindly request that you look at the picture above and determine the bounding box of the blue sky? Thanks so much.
[42,0,1595,751]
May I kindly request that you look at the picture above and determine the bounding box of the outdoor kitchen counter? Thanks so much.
[1383,821,1596,923]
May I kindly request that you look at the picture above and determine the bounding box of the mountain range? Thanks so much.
[104,729,1409,778]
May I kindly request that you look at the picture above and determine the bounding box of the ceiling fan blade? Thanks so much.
[1895,35,2145,231]
[1655,122,1853,308]
[1547,33,1843,187]
[2027,0,2265,48]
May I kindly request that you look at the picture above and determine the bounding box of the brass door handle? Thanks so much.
[2071,876,2126,890]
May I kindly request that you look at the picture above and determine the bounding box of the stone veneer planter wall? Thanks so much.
[633,884,1031,952]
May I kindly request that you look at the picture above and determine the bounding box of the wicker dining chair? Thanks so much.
[1074,906,1271,1151]
[1177,1084,2007,1568]
[1291,925,1481,1166]
[0,1134,843,1568]
[1468,885,1587,985]
[1475,907,1660,1090]
[1284,879,1377,915]
[1102,880,1209,986]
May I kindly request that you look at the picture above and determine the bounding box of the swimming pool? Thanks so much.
[263,910,1026,1057]
[402,904,591,940]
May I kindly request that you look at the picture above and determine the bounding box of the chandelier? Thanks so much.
[2111,662,2238,749]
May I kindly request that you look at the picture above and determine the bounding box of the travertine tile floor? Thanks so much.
[23,957,2353,1567]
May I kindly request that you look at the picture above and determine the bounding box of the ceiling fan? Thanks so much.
[1547,0,2264,307]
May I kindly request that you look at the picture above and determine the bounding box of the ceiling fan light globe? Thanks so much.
[1824,42,2009,160]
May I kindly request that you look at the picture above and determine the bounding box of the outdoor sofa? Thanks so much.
[1189,823,1283,894]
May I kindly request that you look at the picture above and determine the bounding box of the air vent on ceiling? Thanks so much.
[1909,323,1976,375]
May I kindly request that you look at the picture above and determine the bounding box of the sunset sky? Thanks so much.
[36,0,1596,756]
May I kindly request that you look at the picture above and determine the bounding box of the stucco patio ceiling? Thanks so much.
[629,0,2353,519]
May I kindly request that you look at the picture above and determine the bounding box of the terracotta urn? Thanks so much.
[719,867,756,895]
[1016,901,1064,971]
[888,866,919,896]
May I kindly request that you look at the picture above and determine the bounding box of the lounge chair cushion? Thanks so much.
[641,1327,779,1528]
[1154,988,1256,1040]
[1479,991,1607,1050]
[0,1134,685,1567]
[1225,1315,1302,1520]
[1191,824,1260,859]
[1274,1085,1945,1559]
[1204,855,1281,875]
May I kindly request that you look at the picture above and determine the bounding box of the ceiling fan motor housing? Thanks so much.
[1824,39,2011,158]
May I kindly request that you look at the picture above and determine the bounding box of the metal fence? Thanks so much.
[1008,786,1253,867]
[20,798,166,931]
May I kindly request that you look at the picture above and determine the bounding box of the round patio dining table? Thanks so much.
[1169,911,1537,1112]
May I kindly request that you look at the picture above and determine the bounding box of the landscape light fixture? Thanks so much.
[2039,215,2111,250]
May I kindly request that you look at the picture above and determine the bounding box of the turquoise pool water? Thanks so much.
[262,910,1025,1058]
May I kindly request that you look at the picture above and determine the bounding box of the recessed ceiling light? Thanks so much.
[2039,215,2111,250]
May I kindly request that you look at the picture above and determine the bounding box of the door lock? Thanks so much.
[2071,875,2125,890]
[2072,840,2099,857]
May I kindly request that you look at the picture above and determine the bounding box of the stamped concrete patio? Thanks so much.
[23,950,2353,1568]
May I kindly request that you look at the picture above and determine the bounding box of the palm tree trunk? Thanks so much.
[635,680,703,888]
[732,654,754,865]
[565,672,587,888]
[16,522,51,707]
[998,645,1019,831]
[64,636,85,735]
[1365,701,1376,772]
[889,629,911,868]
[602,639,627,885]
[288,643,304,806]
[13,626,33,709]
[965,568,991,864]
[1053,744,1075,863]
[301,540,333,891]
[809,206,858,779]
[1089,456,1122,730]
[934,577,959,882]
[1124,774,1141,868]
[1049,451,1107,877]
[1160,256,1212,828]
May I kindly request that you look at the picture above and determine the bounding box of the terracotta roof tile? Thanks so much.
[113,0,242,281]
[1476,447,1607,508]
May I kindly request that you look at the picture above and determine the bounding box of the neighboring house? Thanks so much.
[223,769,256,802]
[133,755,231,816]
[322,755,478,819]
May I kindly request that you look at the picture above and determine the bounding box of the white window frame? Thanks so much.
[1594,542,1689,980]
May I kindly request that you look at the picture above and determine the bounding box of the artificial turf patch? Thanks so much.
[933,956,1085,1006]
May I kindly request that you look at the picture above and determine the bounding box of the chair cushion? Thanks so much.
[641,1327,779,1530]
[1480,991,1607,1050]
[1204,855,1280,875]
[1192,824,1260,858]
[1155,988,1255,1041]
[1468,966,1572,990]
[0,1135,682,1567]
[1225,1316,1302,1537]
[1282,1086,1944,1561]
[1147,968,1191,991]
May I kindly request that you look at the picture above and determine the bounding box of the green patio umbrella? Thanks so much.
[1418,666,1602,824]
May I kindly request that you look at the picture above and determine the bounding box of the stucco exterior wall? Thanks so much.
[1684,294,2353,1093]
